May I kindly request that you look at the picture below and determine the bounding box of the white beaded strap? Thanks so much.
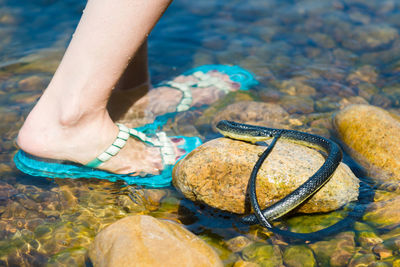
[155,132,176,165]
[166,81,194,112]
[166,70,233,112]
[192,71,232,93]
[85,124,130,168]
[129,128,176,166]
[86,124,177,170]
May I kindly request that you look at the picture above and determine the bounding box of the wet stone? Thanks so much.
[258,89,282,103]
[283,245,316,267]
[284,210,347,234]
[309,33,336,49]
[314,95,341,112]
[233,260,259,267]
[348,252,378,267]
[1,201,28,219]
[373,243,393,260]
[195,91,254,128]
[9,92,41,104]
[341,24,399,51]
[360,39,400,65]
[357,83,379,101]
[279,95,314,114]
[346,65,378,86]
[211,101,290,131]
[370,94,392,108]
[354,222,383,250]
[226,236,254,253]
[363,191,400,230]
[241,243,283,266]
[17,75,48,92]
[334,104,400,181]
[310,232,356,267]
[278,79,317,97]
[89,215,223,267]
[338,96,369,109]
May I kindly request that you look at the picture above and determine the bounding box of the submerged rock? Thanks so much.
[88,215,223,267]
[341,24,399,51]
[363,191,400,230]
[333,104,400,182]
[279,95,315,114]
[241,243,283,266]
[310,232,356,267]
[173,138,359,215]
[283,245,316,267]
[211,101,290,130]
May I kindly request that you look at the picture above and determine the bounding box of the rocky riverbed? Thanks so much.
[2,0,400,266]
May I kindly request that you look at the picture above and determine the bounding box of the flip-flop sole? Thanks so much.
[14,136,202,188]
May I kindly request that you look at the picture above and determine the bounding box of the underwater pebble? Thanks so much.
[354,222,383,250]
[348,252,378,267]
[370,94,392,108]
[241,243,282,266]
[346,65,378,86]
[212,101,290,131]
[226,236,254,253]
[17,75,47,92]
[279,95,314,114]
[310,232,356,267]
[283,245,317,267]
[341,24,399,51]
[233,260,259,267]
[355,83,378,101]
[278,79,317,97]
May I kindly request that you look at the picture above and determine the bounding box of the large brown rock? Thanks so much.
[333,104,400,182]
[172,138,359,215]
[89,215,223,267]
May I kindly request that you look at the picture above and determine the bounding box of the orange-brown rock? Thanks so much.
[333,104,400,182]
[211,101,290,131]
[89,215,223,267]
[173,138,359,215]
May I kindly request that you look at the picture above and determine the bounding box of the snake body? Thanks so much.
[216,120,343,225]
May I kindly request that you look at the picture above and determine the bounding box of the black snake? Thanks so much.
[216,120,364,240]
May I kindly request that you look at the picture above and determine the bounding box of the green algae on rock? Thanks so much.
[173,137,359,215]
[283,245,317,267]
[89,215,223,267]
[333,104,400,182]
[310,231,356,267]
[241,243,283,266]
[363,191,400,230]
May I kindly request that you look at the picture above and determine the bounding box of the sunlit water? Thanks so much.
[1,0,400,266]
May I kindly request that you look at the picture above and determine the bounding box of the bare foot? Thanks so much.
[16,93,186,176]
[118,70,241,126]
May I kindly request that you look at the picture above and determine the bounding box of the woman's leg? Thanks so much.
[17,0,180,175]
[107,41,150,121]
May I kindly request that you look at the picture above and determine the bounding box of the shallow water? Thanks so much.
[1,0,400,266]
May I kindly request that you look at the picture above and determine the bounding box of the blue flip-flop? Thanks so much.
[14,65,257,187]
[14,124,202,188]
[136,64,259,135]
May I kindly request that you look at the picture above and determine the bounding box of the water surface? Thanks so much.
[1,0,400,266]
